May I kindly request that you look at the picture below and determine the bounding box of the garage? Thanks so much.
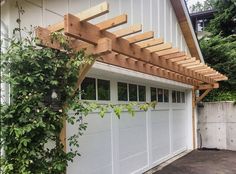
[1,0,227,174]
[67,63,193,174]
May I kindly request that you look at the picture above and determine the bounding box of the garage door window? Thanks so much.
[151,88,169,103]
[172,90,185,103]
[118,82,146,102]
[164,89,169,102]
[129,84,138,101]
[98,79,110,100]
[81,77,110,101]
[172,90,176,103]
[181,92,185,103]
[118,82,128,101]
[177,91,181,103]
[138,85,146,102]
[157,88,163,102]
[81,77,96,100]
[151,87,157,102]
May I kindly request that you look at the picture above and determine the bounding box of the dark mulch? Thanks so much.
[153,150,236,174]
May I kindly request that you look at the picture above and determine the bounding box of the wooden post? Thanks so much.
[196,88,213,103]
[60,116,67,152]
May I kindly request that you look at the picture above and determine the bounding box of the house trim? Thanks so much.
[170,0,204,63]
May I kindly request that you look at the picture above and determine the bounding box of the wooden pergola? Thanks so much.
[35,1,227,150]
[36,2,227,91]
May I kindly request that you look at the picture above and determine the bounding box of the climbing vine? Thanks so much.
[0,27,156,174]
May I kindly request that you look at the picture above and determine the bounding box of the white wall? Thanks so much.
[2,0,190,54]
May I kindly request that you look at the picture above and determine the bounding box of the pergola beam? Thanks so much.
[126,31,154,44]
[113,24,142,38]
[155,48,179,56]
[181,60,201,67]
[35,27,202,86]
[195,67,212,73]
[199,70,216,74]
[195,83,219,90]
[176,57,196,64]
[214,76,228,81]
[47,1,109,32]
[64,13,215,84]
[169,56,189,62]
[36,27,201,86]
[98,54,199,86]
[147,43,172,53]
[36,27,112,56]
[187,64,207,70]
[96,14,127,30]
[204,73,220,77]
[136,38,164,48]
[161,52,186,59]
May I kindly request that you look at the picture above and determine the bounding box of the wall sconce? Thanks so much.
[45,89,61,111]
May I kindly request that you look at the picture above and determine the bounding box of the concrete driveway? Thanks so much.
[153,150,236,174]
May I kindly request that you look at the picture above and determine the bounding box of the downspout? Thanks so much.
[192,88,196,149]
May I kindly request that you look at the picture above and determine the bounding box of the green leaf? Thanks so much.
[25,107,31,113]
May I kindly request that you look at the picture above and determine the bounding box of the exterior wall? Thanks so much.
[2,0,190,54]
[198,102,236,150]
[1,1,195,173]
[66,62,193,174]
[1,4,10,105]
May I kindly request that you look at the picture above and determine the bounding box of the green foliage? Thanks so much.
[198,0,236,102]
[206,0,236,36]
[200,34,236,101]
[0,31,93,173]
[0,30,157,173]
[200,35,236,91]
[202,89,236,102]
[189,0,216,13]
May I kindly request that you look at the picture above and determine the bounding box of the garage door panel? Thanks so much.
[67,112,112,174]
[119,126,147,159]
[119,111,147,129]
[152,145,170,163]
[151,110,169,123]
[119,111,148,173]
[172,109,187,153]
[151,110,171,162]
[120,151,148,174]
[66,112,111,136]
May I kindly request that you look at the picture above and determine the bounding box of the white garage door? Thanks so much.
[67,72,191,174]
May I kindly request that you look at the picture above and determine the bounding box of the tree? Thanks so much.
[200,34,236,102]
[189,0,216,12]
[207,0,236,36]
[199,0,236,101]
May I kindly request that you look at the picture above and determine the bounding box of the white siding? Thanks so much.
[3,0,190,53]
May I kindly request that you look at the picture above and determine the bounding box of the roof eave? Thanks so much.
[170,0,205,63]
